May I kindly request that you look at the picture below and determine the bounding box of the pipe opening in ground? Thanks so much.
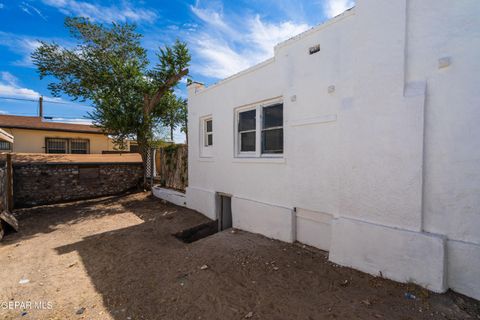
[173,220,219,243]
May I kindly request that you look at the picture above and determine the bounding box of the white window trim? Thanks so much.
[234,98,284,159]
[204,118,213,147]
[199,115,214,158]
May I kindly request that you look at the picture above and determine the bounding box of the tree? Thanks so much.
[31,17,190,170]
[159,92,187,142]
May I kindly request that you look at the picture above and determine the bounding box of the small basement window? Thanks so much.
[204,118,213,146]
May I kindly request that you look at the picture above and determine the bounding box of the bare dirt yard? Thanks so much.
[1,192,479,320]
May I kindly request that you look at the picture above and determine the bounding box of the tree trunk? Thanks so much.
[136,128,150,190]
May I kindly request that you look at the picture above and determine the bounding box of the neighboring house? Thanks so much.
[0,128,14,150]
[186,0,480,300]
[0,114,116,154]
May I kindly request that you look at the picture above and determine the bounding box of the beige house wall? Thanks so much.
[1,128,116,154]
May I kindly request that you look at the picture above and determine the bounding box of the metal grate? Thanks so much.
[71,139,89,154]
[0,141,11,151]
[46,138,67,154]
[45,138,90,154]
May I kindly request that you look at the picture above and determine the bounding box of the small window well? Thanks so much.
[309,44,320,55]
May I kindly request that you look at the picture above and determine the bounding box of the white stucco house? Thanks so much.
[185,0,480,300]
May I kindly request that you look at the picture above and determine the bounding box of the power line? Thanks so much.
[0,96,93,107]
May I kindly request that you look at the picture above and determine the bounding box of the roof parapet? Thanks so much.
[187,81,205,96]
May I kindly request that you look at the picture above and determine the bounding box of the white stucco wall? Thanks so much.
[187,0,480,300]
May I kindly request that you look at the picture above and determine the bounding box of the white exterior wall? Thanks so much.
[187,0,480,300]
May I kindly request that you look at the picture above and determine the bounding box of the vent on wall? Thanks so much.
[309,44,320,55]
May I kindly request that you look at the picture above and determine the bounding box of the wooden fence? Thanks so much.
[155,144,188,192]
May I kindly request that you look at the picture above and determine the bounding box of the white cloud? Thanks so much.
[20,2,47,20]
[0,71,64,103]
[189,3,310,79]
[0,3,4,9]
[45,117,92,125]
[0,84,41,99]
[324,0,354,19]
[1,72,19,87]
[0,72,41,99]
[41,0,156,23]
[0,31,70,67]
[248,15,309,59]
[190,5,237,38]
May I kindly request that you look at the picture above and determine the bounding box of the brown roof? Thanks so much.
[0,153,142,164]
[0,115,104,134]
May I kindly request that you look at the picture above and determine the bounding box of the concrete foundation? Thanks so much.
[447,240,480,300]
[152,186,187,207]
[329,217,447,293]
[232,197,294,243]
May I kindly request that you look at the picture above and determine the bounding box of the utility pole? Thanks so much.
[39,96,43,118]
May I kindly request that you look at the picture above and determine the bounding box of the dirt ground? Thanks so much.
[0,192,479,320]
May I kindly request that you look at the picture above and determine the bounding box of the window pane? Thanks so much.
[206,119,212,132]
[71,139,89,154]
[262,128,283,154]
[46,138,67,154]
[263,104,283,129]
[238,110,256,131]
[240,131,256,152]
[207,134,213,146]
[0,141,11,150]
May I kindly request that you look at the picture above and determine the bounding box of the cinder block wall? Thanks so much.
[13,163,143,208]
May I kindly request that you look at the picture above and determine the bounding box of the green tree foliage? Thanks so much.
[160,92,187,142]
[32,17,190,165]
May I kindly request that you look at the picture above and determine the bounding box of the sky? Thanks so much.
[0,0,354,142]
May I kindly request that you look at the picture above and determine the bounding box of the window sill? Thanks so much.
[232,156,286,164]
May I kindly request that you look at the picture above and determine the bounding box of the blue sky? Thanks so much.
[0,0,353,141]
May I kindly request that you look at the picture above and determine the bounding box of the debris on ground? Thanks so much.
[361,299,372,306]
[405,292,417,300]
[340,279,350,287]
[76,307,85,315]
[244,311,253,318]
[200,264,209,270]
[18,278,29,285]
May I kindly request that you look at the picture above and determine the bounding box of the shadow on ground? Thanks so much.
[3,193,480,319]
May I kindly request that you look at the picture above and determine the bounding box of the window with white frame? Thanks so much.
[238,109,256,152]
[236,101,283,157]
[261,103,283,154]
[204,118,213,147]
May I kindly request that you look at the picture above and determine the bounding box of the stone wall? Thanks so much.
[156,144,188,192]
[0,163,6,212]
[13,162,143,208]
